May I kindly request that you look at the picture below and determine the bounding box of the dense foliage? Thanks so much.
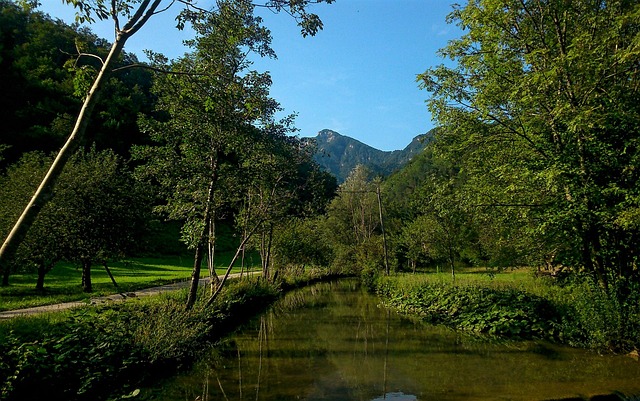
[0,0,336,294]
[0,279,280,401]
[418,0,640,287]
[375,274,640,351]
[0,0,153,168]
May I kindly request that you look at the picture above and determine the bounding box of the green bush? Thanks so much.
[375,274,640,351]
[375,277,562,340]
[0,279,279,401]
[553,278,640,350]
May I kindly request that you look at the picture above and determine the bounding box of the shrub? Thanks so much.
[375,277,562,340]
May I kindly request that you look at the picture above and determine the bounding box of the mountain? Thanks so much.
[308,129,433,182]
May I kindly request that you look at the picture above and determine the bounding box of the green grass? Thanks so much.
[0,277,282,401]
[379,267,640,351]
[392,267,539,289]
[0,252,261,311]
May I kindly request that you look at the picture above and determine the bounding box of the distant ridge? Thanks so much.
[307,129,433,183]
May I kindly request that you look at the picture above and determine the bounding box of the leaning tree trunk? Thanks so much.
[186,153,219,310]
[103,261,118,288]
[0,0,163,285]
[0,32,128,283]
[185,243,205,309]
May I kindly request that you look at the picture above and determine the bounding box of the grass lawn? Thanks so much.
[392,266,558,296]
[0,252,261,311]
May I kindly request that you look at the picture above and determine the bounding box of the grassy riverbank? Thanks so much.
[0,253,260,311]
[373,270,640,352]
[0,267,341,401]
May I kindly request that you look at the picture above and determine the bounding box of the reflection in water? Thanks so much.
[371,392,417,401]
[146,280,640,401]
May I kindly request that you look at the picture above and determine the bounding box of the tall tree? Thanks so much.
[419,0,640,289]
[0,0,333,286]
[54,148,150,292]
[0,149,149,290]
[135,0,307,308]
[324,165,386,273]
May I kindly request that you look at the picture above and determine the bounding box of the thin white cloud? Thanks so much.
[431,24,450,37]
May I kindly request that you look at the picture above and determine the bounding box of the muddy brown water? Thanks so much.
[143,280,640,401]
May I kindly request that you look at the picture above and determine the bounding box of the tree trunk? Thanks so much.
[36,263,46,291]
[81,259,92,293]
[186,153,219,309]
[448,245,455,281]
[185,243,205,310]
[103,261,118,288]
[263,223,273,281]
[0,31,129,282]
[2,267,9,286]
[207,215,220,293]
[582,223,609,291]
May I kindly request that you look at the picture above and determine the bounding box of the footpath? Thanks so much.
[0,273,250,319]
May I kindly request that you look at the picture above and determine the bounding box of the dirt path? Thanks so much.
[0,273,252,319]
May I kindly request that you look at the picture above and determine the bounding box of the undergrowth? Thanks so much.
[374,273,640,352]
[0,270,340,401]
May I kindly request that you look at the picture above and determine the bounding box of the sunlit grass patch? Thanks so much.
[0,252,261,311]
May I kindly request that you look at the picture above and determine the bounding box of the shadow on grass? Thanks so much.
[0,252,261,311]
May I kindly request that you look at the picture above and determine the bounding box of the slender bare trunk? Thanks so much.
[205,221,262,308]
[185,243,205,309]
[0,32,128,283]
[81,259,92,293]
[263,223,273,281]
[208,215,220,293]
[103,261,118,288]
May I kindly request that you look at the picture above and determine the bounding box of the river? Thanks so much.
[144,280,640,401]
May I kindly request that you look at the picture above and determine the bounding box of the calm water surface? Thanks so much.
[145,280,640,401]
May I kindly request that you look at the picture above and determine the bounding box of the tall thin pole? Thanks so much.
[376,185,390,275]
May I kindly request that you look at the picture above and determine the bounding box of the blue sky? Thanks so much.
[38,1,460,151]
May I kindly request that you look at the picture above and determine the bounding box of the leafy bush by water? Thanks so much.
[0,278,280,401]
[375,278,562,339]
[374,274,640,351]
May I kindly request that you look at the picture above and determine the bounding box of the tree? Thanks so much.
[324,165,386,273]
[0,149,147,290]
[135,0,317,308]
[0,152,51,285]
[272,217,333,271]
[419,0,640,289]
[239,124,328,280]
[53,148,151,292]
[410,163,477,279]
[0,0,334,287]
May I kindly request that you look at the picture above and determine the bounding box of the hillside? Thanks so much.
[308,129,433,182]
